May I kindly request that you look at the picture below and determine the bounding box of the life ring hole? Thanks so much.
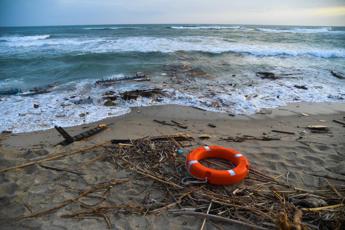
[200,158,236,170]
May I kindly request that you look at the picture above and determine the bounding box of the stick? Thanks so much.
[149,187,201,214]
[131,165,183,189]
[209,199,274,221]
[21,178,128,219]
[171,120,188,129]
[0,142,109,173]
[110,134,193,145]
[111,139,132,144]
[39,164,84,176]
[121,156,183,189]
[54,126,74,143]
[325,179,343,198]
[301,203,344,212]
[271,130,295,135]
[153,119,175,126]
[171,211,269,230]
[200,202,212,230]
[333,120,345,126]
[57,124,108,146]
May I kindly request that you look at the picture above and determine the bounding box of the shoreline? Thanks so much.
[1,102,345,229]
[3,101,345,136]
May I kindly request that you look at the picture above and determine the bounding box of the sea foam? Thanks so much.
[1,71,344,133]
[170,26,241,30]
[2,36,344,58]
[0,35,50,42]
[257,27,344,34]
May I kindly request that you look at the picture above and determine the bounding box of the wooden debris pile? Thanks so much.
[3,134,344,229]
[120,88,166,101]
[104,137,345,229]
[101,88,166,105]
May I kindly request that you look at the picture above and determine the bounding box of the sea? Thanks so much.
[0,24,345,133]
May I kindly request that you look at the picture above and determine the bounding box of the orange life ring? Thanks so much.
[186,145,249,185]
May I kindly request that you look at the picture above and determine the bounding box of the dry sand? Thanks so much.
[0,102,345,229]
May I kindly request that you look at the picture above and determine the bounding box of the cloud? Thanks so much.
[312,6,345,16]
[1,0,345,26]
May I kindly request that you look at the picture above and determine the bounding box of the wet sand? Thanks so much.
[1,102,345,229]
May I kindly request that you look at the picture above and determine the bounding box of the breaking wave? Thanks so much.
[257,27,344,34]
[83,26,139,30]
[170,26,241,30]
[2,36,345,58]
[0,35,50,42]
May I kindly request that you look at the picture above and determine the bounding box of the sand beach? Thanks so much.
[1,102,344,229]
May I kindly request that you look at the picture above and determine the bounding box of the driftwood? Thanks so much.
[56,124,107,146]
[330,70,345,79]
[96,73,150,86]
[39,163,84,176]
[294,85,308,90]
[55,126,74,144]
[120,88,165,100]
[153,119,175,126]
[333,120,345,126]
[171,120,188,129]
[200,202,212,230]
[208,123,216,128]
[271,130,295,135]
[111,133,193,145]
[153,120,188,129]
[220,135,280,142]
[256,72,279,80]
[306,125,329,133]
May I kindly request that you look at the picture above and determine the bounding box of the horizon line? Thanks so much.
[1,22,344,28]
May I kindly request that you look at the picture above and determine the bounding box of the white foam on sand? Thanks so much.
[1,71,344,133]
[0,80,130,133]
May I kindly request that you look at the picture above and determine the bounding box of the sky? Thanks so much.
[1,0,345,27]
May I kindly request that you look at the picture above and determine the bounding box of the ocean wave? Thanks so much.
[257,27,344,34]
[170,26,241,30]
[2,36,345,58]
[3,37,103,48]
[83,26,139,30]
[0,34,50,42]
[88,37,345,58]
